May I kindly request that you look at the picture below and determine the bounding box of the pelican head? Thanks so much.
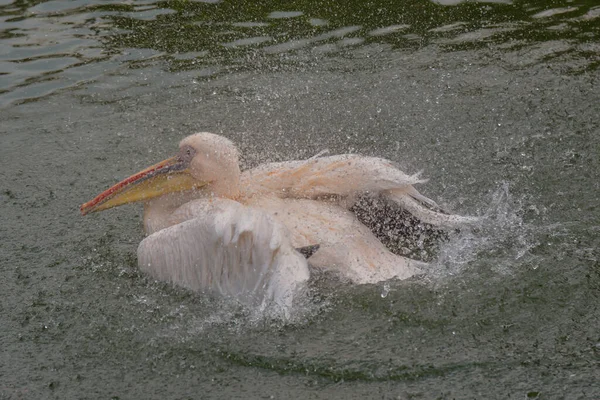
[80,132,241,215]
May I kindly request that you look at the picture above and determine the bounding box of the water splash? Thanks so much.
[147,183,539,334]
[149,281,334,344]
[429,183,538,279]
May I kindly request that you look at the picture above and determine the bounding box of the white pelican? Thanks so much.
[81,133,475,310]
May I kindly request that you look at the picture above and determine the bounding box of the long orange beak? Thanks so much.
[80,155,206,215]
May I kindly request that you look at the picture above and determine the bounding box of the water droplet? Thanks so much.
[381,282,390,298]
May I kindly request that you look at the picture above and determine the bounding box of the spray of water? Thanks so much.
[429,182,538,280]
[161,183,540,331]
[153,284,333,343]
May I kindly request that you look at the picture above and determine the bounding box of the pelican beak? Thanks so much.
[80,155,206,215]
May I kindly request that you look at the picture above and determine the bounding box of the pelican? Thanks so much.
[81,133,475,311]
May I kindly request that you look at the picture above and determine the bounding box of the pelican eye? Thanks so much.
[179,145,196,164]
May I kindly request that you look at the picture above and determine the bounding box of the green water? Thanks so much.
[1,0,599,398]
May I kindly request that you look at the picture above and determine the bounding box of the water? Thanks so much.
[1,0,599,398]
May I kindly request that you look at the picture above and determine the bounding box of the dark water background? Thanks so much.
[1,0,599,398]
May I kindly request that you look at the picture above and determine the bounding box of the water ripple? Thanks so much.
[0,0,598,106]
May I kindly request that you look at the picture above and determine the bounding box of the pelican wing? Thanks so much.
[242,155,477,227]
[242,154,425,198]
[138,198,310,310]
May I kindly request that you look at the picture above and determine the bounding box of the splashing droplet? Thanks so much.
[381,282,390,298]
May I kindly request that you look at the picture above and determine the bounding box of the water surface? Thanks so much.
[1,0,599,398]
